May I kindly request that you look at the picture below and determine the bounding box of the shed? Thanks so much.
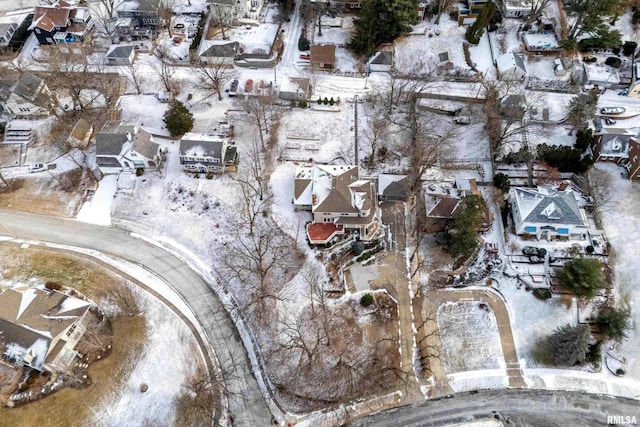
[279,77,311,101]
[496,52,527,80]
[199,41,238,66]
[106,45,135,65]
[310,44,336,70]
[368,51,393,73]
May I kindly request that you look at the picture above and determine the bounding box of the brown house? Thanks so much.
[626,138,640,182]
[310,45,336,70]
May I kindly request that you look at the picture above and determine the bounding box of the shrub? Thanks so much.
[595,306,631,341]
[493,172,510,194]
[616,368,626,376]
[323,97,329,105]
[533,288,552,300]
[298,35,310,51]
[317,97,322,104]
[352,241,365,255]
[575,128,593,151]
[623,41,637,56]
[544,323,590,366]
[163,99,194,137]
[329,97,335,106]
[206,172,214,179]
[45,281,63,291]
[585,245,594,254]
[187,93,193,100]
[604,57,622,68]
[557,257,605,298]
[360,293,374,307]
[299,100,307,108]
[136,168,144,177]
[586,340,602,368]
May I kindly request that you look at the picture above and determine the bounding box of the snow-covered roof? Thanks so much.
[523,33,560,50]
[0,286,91,371]
[583,63,620,85]
[180,133,226,159]
[496,52,526,75]
[106,44,135,59]
[511,187,587,227]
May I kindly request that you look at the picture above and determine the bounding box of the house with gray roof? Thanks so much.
[209,0,265,21]
[510,186,588,239]
[0,286,92,374]
[0,73,56,119]
[179,133,238,174]
[106,45,135,65]
[95,121,164,174]
[199,41,238,66]
[294,164,379,244]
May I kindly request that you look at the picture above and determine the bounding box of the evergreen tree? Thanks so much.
[567,0,622,39]
[566,91,598,133]
[545,324,591,366]
[574,128,593,151]
[557,257,605,299]
[351,0,419,57]
[596,306,631,341]
[163,99,194,137]
[493,172,510,194]
[465,2,496,45]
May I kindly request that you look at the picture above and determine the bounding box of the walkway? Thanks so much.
[420,287,526,390]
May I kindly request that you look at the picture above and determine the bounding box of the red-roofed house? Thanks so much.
[30,0,93,45]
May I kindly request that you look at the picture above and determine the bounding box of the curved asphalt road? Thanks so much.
[350,389,640,427]
[0,209,271,427]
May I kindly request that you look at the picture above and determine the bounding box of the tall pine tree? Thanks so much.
[351,0,419,57]
[465,2,496,45]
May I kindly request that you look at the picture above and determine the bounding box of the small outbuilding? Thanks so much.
[279,77,311,101]
[106,45,135,65]
[368,51,393,73]
[496,52,527,80]
[310,44,336,70]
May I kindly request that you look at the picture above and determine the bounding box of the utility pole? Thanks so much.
[354,95,359,166]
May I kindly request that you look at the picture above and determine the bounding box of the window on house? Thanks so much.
[66,324,77,337]
[124,161,130,167]
[35,28,41,34]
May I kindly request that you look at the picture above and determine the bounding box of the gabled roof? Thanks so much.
[512,187,586,226]
[200,41,238,58]
[378,174,408,200]
[496,52,526,74]
[106,44,134,58]
[427,195,461,218]
[131,128,159,159]
[13,73,44,102]
[310,44,336,65]
[95,121,132,156]
[32,1,71,31]
[180,133,226,159]
[370,51,393,66]
[0,287,91,371]
[0,79,15,102]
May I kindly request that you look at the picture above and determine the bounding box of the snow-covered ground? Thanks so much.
[77,175,117,226]
[438,301,505,373]
[93,285,198,426]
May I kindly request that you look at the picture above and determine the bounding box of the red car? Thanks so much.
[244,79,253,93]
[300,54,310,60]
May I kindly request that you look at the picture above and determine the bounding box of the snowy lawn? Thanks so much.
[438,301,505,373]
[93,287,199,426]
[77,175,118,226]
[228,21,280,55]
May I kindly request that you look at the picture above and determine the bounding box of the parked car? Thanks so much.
[300,54,310,60]
[244,79,253,93]
[228,79,239,96]
[529,255,544,263]
[605,118,617,125]
[600,106,626,115]
[618,88,629,96]
[522,246,547,257]
[29,163,46,173]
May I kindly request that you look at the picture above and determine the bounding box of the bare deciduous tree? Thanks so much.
[123,62,144,94]
[151,48,179,94]
[193,58,236,101]
[232,143,271,235]
[241,93,279,151]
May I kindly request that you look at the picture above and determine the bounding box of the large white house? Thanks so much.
[294,164,379,244]
[509,186,589,239]
[95,121,164,174]
[209,0,264,22]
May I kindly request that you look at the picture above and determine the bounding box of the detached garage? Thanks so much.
[106,45,135,66]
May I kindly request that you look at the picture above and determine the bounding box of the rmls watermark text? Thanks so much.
[607,415,637,425]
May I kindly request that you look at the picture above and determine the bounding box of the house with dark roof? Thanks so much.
[0,286,92,374]
[115,0,160,41]
[30,0,93,45]
[199,41,238,66]
[590,129,635,165]
[95,121,163,174]
[310,45,336,70]
[0,73,56,119]
[294,164,379,244]
[510,186,589,239]
[179,133,238,174]
[378,174,409,202]
[106,45,135,65]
